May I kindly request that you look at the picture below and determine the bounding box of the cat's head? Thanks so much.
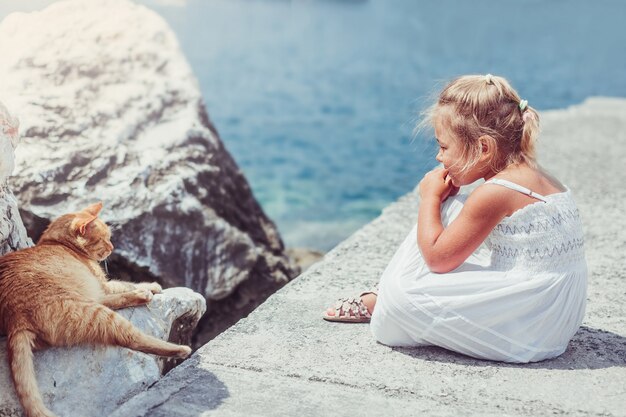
[39,202,114,261]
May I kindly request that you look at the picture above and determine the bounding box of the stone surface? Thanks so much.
[0,103,33,255]
[0,287,206,417]
[0,183,32,256]
[0,0,298,345]
[110,98,626,417]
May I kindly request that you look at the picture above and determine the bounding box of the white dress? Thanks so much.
[370,179,587,363]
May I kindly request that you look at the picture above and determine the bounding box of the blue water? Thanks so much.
[4,0,626,251]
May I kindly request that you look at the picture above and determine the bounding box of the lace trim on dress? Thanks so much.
[491,237,585,260]
[495,208,581,235]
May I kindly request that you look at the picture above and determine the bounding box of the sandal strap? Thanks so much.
[359,284,379,298]
[333,296,371,319]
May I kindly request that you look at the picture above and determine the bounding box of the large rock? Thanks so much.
[0,0,299,344]
[0,287,206,417]
[0,103,33,255]
[0,183,32,256]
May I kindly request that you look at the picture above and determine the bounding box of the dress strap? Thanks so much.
[484,178,548,202]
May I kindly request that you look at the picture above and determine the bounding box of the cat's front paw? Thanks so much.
[132,288,153,304]
[149,283,163,294]
[136,282,162,294]
[175,345,192,358]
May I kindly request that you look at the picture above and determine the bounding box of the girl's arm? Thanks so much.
[417,168,509,273]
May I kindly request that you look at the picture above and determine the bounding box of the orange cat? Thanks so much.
[0,202,191,417]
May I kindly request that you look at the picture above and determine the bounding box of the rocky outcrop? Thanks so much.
[0,0,298,344]
[0,103,33,255]
[0,183,32,256]
[0,287,206,417]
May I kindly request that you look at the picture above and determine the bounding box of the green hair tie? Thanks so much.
[519,99,528,111]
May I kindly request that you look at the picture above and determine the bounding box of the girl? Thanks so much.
[323,74,587,363]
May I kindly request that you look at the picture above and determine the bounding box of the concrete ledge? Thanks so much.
[111,98,626,417]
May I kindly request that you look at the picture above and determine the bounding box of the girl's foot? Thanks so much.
[323,291,377,323]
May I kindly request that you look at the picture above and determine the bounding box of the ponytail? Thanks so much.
[519,106,540,166]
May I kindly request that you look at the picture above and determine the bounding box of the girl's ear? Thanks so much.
[83,202,103,217]
[478,135,497,162]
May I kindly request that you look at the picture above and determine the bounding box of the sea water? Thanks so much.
[3,0,626,251]
[144,0,626,251]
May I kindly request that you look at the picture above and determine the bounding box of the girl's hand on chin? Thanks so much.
[419,168,460,202]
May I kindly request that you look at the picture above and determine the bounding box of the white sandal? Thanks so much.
[322,288,378,323]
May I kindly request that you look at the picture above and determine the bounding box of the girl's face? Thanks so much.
[434,116,483,187]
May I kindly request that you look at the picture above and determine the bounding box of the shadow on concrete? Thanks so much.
[150,369,229,417]
[392,326,626,370]
[110,366,229,417]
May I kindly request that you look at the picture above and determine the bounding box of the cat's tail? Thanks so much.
[7,330,57,417]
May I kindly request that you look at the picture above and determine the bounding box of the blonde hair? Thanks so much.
[420,74,540,175]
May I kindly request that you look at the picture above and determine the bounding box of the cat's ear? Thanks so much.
[72,203,103,236]
[74,214,97,236]
[83,202,103,217]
